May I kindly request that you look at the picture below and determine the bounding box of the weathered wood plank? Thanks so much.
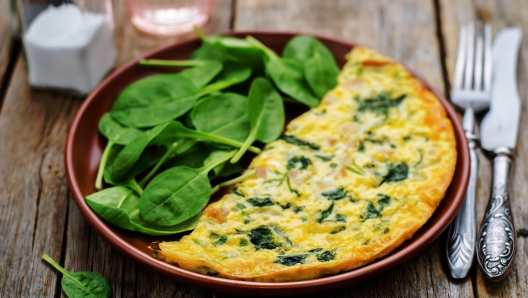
[439,0,528,297]
[227,0,474,297]
[0,0,13,91]
[0,0,232,297]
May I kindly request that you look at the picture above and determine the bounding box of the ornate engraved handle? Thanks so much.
[477,149,516,281]
[446,130,478,279]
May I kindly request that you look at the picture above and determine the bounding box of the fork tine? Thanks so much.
[464,22,475,90]
[453,25,467,90]
[474,22,484,90]
[483,24,492,92]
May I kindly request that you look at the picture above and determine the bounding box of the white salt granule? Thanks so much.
[24,4,116,95]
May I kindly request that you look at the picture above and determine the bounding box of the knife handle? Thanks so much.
[446,131,478,279]
[477,149,516,281]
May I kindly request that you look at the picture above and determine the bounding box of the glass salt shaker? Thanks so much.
[16,0,116,96]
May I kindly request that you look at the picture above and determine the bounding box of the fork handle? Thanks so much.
[446,109,478,279]
[477,148,516,281]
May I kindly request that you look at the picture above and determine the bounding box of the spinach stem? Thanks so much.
[193,26,207,41]
[42,253,69,276]
[42,253,91,293]
[139,142,178,188]
[198,79,237,96]
[203,150,237,173]
[139,59,206,67]
[230,119,258,163]
[176,132,261,154]
[95,141,115,190]
[129,179,144,195]
[211,169,257,194]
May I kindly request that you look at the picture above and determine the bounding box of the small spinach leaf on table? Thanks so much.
[246,36,319,107]
[283,35,340,98]
[42,253,112,298]
[139,151,236,226]
[231,77,285,163]
[95,113,143,189]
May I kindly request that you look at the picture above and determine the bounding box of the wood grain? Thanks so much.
[232,0,472,296]
[0,0,13,88]
[439,0,528,297]
[0,0,232,297]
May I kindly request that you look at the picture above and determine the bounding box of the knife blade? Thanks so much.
[477,27,522,281]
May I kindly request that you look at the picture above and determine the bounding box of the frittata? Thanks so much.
[150,46,457,281]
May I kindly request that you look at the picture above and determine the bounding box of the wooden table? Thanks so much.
[1,0,527,297]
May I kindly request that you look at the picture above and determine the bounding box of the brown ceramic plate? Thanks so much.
[65,32,469,296]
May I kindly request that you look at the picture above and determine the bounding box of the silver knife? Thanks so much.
[478,27,522,281]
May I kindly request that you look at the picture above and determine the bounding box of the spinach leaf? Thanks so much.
[249,225,281,250]
[357,93,407,117]
[321,188,347,200]
[287,156,312,170]
[231,78,285,163]
[110,123,169,182]
[283,35,340,97]
[193,28,264,68]
[164,142,212,169]
[362,201,382,220]
[139,150,235,226]
[246,197,274,207]
[275,254,308,266]
[130,211,201,236]
[203,150,231,179]
[42,253,112,298]
[151,121,261,153]
[191,92,250,143]
[110,73,202,128]
[247,36,319,107]
[316,250,336,262]
[103,146,150,194]
[318,202,334,223]
[279,135,320,150]
[380,163,409,185]
[95,114,143,189]
[85,186,138,231]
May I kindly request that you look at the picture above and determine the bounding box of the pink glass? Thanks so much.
[126,0,215,36]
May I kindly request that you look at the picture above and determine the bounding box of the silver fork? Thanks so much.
[446,22,492,279]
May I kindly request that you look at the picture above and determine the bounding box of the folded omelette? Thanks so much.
[150,46,457,281]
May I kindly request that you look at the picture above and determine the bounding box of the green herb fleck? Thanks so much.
[377,194,391,211]
[357,93,407,117]
[317,250,336,262]
[241,211,251,224]
[247,197,274,207]
[358,141,365,152]
[280,135,320,150]
[249,225,281,250]
[287,156,312,170]
[336,214,347,222]
[215,236,227,246]
[293,206,304,213]
[318,203,334,223]
[315,154,333,162]
[361,201,382,220]
[322,188,347,200]
[309,248,323,253]
[232,188,245,197]
[330,226,346,234]
[380,163,409,185]
[330,163,338,168]
[240,238,248,247]
[236,203,246,210]
[280,202,291,210]
[275,254,308,266]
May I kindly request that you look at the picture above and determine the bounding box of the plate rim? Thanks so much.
[65,30,469,295]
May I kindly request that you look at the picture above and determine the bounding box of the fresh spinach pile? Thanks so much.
[88,30,340,236]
